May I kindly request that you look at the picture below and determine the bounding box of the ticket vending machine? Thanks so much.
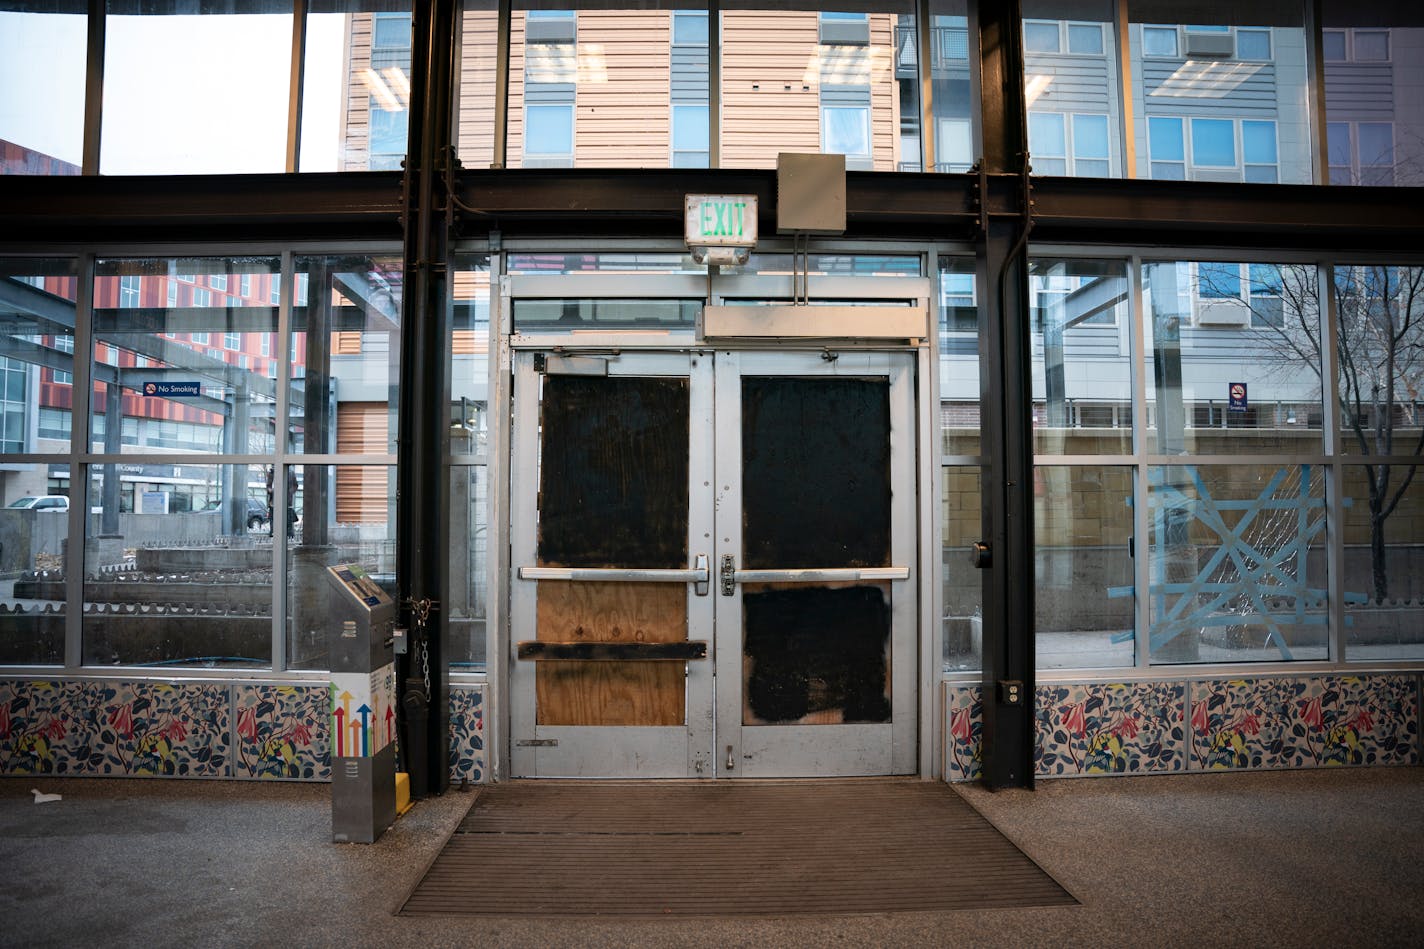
[327,563,397,844]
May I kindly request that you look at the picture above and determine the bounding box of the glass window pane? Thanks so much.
[1357,123,1394,166]
[1024,21,1060,53]
[929,4,972,172]
[673,10,709,45]
[1242,120,1277,164]
[1343,467,1424,661]
[84,463,274,667]
[449,0,498,171]
[90,258,280,456]
[505,6,720,169]
[1030,258,1133,455]
[101,5,293,174]
[938,256,980,455]
[1323,4,1419,187]
[1148,464,1328,664]
[1036,466,1135,669]
[1322,30,1345,61]
[287,464,397,670]
[1142,26,1177,56]
[1073,113,1110,160]
[1236,28,1270,60]
[722,2,918,171]
[448,464,489,670]
[942,466,982,672]
[0,10,85,175]
[822,105,871,157]
[1028,111,1066,157]
[1130,4,1309,183]
[289,255,402,455]
[1,260,78,456]
[1024,3,1121,179]
[1149,116,1184,162]
[1335,266,1424,456]
[1353,30,1389,61]
[1068,23,1103,55]
[526,104,574,157]
[1190,118,1236,167]
[672,104,711,151]
[303,4,420,172]
[1143,260,1322,454]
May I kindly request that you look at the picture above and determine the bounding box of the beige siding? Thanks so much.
[342,14,373,171]
[576,13,671,167]
[721,12,821,167]
[868,14,901,171]
[456,10,499,167]
[335,403,389,523]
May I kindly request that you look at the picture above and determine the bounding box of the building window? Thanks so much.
[240,274,252,298]
[1353,29,1390,61]
[1191,118,1235,168]
[210,273,227,292]
[1329,122,1396,186]
[166,281,178,308]
[1030,112,1111,178]
[1143,25,1178,57]
[1243,121,1279,183]
[1149,116,1186,179]
[119,275,140,308]
[671,104,709,168]
[1024,19,1105,56]
[224,332,240,351]
[821,104,871,169]
[936,117,973,173]
[672,10,707,46]
[524,104,574,166]
[1024,19,1060,53]
[193,287,211,308]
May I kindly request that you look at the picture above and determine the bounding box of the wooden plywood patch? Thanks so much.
[535,581,687,726]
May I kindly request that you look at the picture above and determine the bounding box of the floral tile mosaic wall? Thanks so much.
[233,684,329,780]
[945,673,1420,782]
[1,678,487,783]
[1036,681,1187,776]
[449,687,485,785]
[1189,675,1419,771]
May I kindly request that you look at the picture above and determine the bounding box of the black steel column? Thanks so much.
[975,0,1035,789]
[397,0,456,798]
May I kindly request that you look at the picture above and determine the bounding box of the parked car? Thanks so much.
[6,495,69,513]
[199,498,271,530]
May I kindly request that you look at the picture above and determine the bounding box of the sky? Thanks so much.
[0,12,346,174]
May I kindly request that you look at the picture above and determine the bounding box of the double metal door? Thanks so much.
[509,349,916,777]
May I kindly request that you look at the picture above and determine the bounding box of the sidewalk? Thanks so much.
[2,767,1421,948]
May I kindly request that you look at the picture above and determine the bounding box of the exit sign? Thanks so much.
[685,194,758,247]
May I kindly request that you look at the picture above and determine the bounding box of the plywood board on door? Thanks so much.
[535,580,687,726]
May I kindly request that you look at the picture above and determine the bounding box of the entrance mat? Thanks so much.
[401,780,1077,917]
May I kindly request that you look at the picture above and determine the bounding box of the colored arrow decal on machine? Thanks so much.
[358,704,372,757]
[333,705,346,757]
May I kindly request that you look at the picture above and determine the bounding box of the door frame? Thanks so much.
[486,252,943,780]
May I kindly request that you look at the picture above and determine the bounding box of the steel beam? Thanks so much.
[4,169,1423,253]
[975,0,1035,791]
[396,0,456,799]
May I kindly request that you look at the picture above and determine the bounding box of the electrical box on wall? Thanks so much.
[777,153,846,235]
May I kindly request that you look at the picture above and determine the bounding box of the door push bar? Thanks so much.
[519,554,711,596]
[718,555,909,595]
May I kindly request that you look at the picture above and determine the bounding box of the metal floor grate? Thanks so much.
[401,780,1077,918]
